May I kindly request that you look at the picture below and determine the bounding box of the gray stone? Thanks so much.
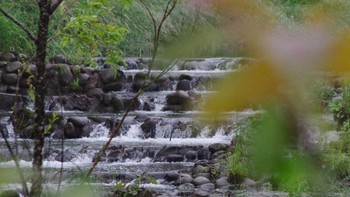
[215,177,229,188]
[185,150,197,161]
[164,171,180,182]
[7,86,19,93]
[102,81,124,92]
[78,73,90,86]
[166,154,184,162]
[178,183,195,194]
[0,61,7,67]
[208,143,228,153]
[63,122,80,138]
[179,74,193,81]
[67,117,90,128]
[5,61,22,73]
[198,183,215,191]
[87,88,104,100]
[192,176,210,186]
[2,73,18,84]
[58,64,74,86]
[111,94,124,112]
[49,54,69,64]
[0,52,16,62]
[99,68,126,84]
[174,174,193,185]
[0,85,7,93]
[176,79,191,91]
[192,165,207,174]
[193,190,210,197]
[141,118,157,138]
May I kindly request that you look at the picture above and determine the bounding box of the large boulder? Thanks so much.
[0,52,16,62]
[102,82,124,92]
[2,73,18,85]
[163,90,192,111]
[176,79,191,91]
[140,118,158,138]
[99,68,126,84]
[49,54,70,64]
[111,94,124,112]
[5,61,22,73]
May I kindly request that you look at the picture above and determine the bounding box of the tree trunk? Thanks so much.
[30,1,51,196]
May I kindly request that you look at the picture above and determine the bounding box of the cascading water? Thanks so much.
[0,57,254,196]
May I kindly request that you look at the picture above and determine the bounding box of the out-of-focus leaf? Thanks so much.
[202,62,286,118]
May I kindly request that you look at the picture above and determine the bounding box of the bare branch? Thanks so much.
[0,7,37,42]
[50,0,63,14]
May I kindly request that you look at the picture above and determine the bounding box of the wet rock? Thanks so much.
[164,171,180,182]
[102,81,124,92]
[134,114,150,123]
[179,74,193,81]
[111,94,124,112]
[178,183,195,195]
[132,72,147,92]
[242,178,257,188]
[0,61,7,67]
[49,54,70,64]
[192,176,210,186]
[176,79,191,91]
[67,117,90,128]
[0,85,7,93]
[62,94,90,111]
[99,68,126,84]
[5,61,22,73]
[193,190,210,197]
[208,143,228,153]
[115,172,136,181]
[2,73,18,85]
[140,118,157,138]
[166,90,190,105]
[87,88,104,100]
[185,151,197,161]
[59,64,74,86]
[0,52,16,62]
[143,101,155,111]
[78,73,90,86]
[144,81,159,92]
[192,165,207,175]
[103,93,112,105]
[94,145,124,162]
[198,183,215,191]
[210,150,226,160]
[64,122,80,138]
[174,174,193,185]
[166,154,184,162]
[215,177,229,189]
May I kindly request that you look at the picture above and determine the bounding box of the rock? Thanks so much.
[67,117,90,128]
[166,154,184,162]
[62,94,90,111]
[144,81,159,92]
[208,143,228,153]
[174,174,193,185]
[134,72,147,81]
[99,68,126,84]
[103,93,112,105]
[0,61,7,67]
[215,177,229,188]
[143,102,155,111]
[185,151,197,161]
[192,176,210,186]
[2,73,18,85]
[176,79,191,91]
[179,74,193,81]
[132,81,144,92]
[0,52,16,62]
[63,122,80,138]
[140,118,157,138]
[78,73,90,86]
[210,150,226,160]
[178,183,195,195]
[198,183,215,191]
[87,88,104,100]
[102,81,124,92]
[54,149,77,162]
[193,190,210,197]
[111,94,124,112]
[5,61,22,73]
[58,64,74,86]
[0,85,7,93]
[192,165,207,174]
[115,172,136,181]
[6,86,19,94]
[166,90,190,105]
[242,178,257,188]
[49,54,70,64]
[164,171,180,182]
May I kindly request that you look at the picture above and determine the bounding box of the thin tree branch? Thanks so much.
[0,7,37,42]
[50,0,63,14]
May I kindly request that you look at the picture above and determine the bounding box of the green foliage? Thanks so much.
[60,0,127,65]
[311,79,334,105]
[70,78,81,91]
[330,82,350,127]
[114,175,156,197]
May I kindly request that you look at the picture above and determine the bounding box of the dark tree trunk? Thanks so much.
[30,1,51,196]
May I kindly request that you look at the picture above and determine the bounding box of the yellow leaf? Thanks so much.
[202,62,285,118]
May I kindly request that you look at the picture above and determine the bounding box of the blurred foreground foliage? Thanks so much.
[186,0,350,196]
